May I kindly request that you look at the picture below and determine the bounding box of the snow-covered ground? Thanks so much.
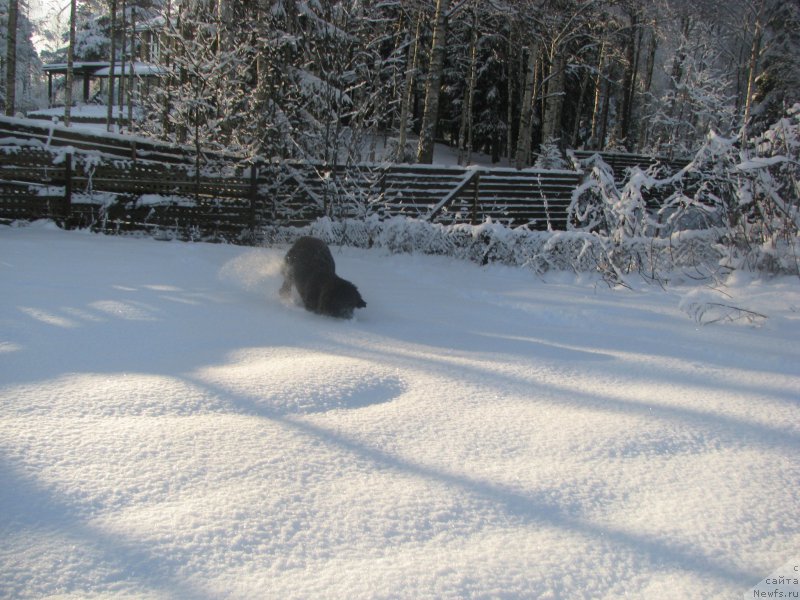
[1,222,798,599]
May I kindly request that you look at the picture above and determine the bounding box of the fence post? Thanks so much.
[471,172,481,225]
[249,161,259,238]
[63,152,73,220]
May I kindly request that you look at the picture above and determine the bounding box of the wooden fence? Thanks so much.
[0,116,686,240]
[0,115,201,164]
[570,149,690,182]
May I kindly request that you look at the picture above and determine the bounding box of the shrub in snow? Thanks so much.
[568,154,620,237]
[566,105,800,277]
[735,103,800,274]
[658,107,800,276]
[382,138,417,164]
[378,217,449,255]
[533,138,568,170]
[268,215,726,283]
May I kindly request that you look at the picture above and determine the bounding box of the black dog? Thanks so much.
[279,236,367,318]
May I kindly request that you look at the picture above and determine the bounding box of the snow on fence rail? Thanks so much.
[0,115,195,164]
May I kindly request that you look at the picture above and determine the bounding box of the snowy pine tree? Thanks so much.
[533,137,567,169]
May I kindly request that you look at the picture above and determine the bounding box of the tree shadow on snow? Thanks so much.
[197,376,762,590]
[0,455,216,600]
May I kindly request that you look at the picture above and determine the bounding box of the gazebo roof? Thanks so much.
[94,62,165,77]
[43,61,163,77]
[42,62,110,76]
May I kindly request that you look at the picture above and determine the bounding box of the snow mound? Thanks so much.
[196,348,406,415]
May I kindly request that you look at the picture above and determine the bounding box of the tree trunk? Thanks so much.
[458,10,478,166]
[589,38,606,149]
[598,73,611,149]
[637,23,658,150]
[64,0,77,125]
[397,11,422,162]
[515,42,539,169]
[160,0,173,138]
[615,10,640,149]
[107,0,118,132]
[4,0,18,115]
[416,0,450,164]
[571,69,590,148]
[127,6,136,131]
[118,0,127,112]
[505,24,516,162]
[541,51,566,145]
[742,0,766,143]
[665,15,691,147]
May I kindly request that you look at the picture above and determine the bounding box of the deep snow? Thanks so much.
[0,222,798,599]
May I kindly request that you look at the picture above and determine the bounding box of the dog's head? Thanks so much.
[320,278,367,319]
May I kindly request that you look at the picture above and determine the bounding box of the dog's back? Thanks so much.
[283,236,335,286]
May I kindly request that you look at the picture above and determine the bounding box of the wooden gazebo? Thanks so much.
[42,62,109,106]
[42,61,163,108]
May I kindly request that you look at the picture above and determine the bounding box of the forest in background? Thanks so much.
[2,0,799,165]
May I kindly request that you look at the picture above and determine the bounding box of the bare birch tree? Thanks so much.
[397,8,422,162]
[416,0,450,163]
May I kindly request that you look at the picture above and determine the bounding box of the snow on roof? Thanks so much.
[27,105,132,119]
[93,62,165,77]
[42,62,109,73]
[42,62,164,77]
